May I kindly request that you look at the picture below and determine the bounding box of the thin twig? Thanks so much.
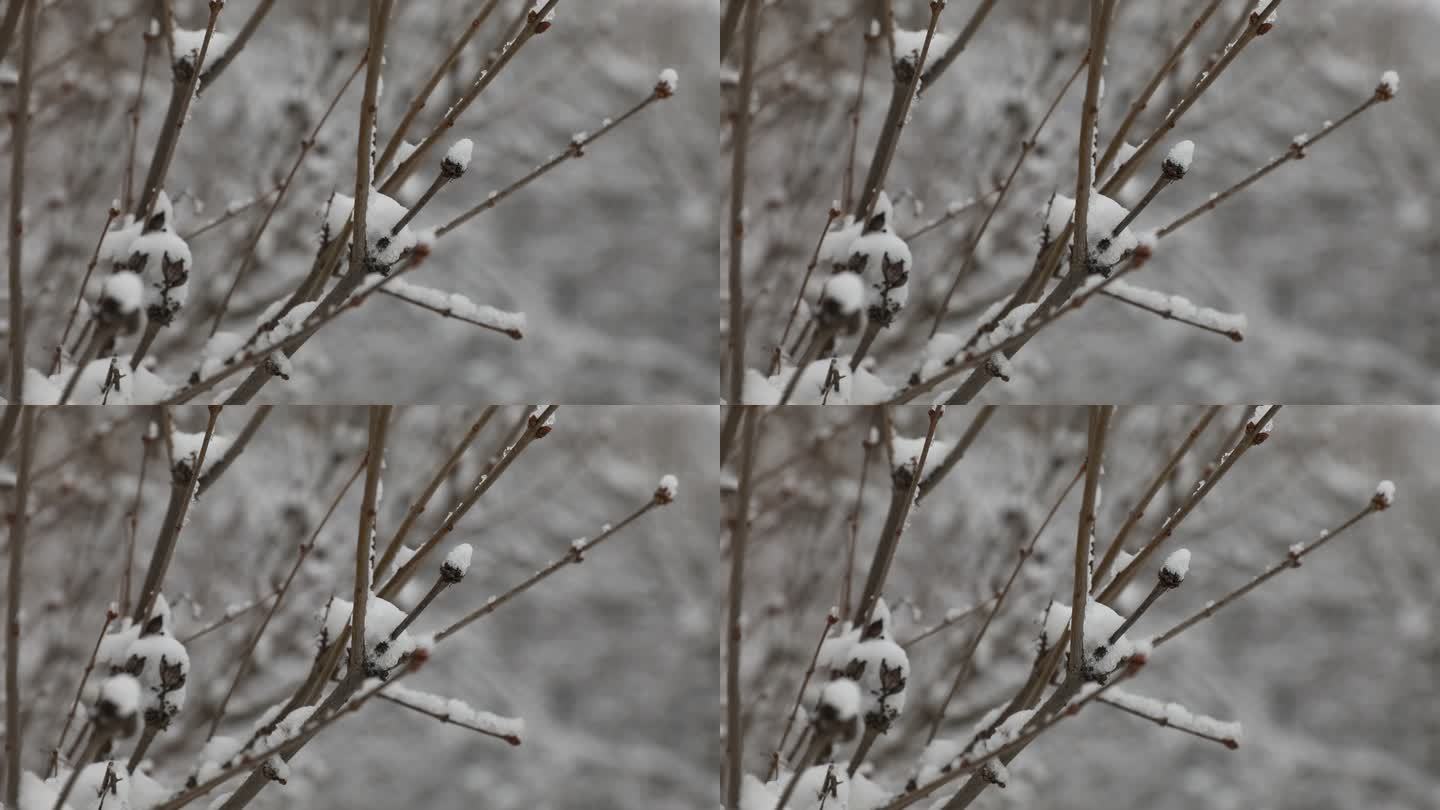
[1154,502,1379,646]
[1156,90,1389,239]
[924,461,1085,741]
[373,0,502,177]
[374,407,496,578]
[4,0,38,422]
[723,406,757,809]
[351,405,392,675]
[379,405,557,600]
[132,406,222,624]
[1092,406,1219,590]
[723,0,760,460]
[3,405,35,808]
[435,494,666,642]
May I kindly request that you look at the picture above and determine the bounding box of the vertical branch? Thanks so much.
[0,0,23,65]
[724,406,758,809]
[352,405,391,675]
[373,0,501,177]
[133,406,221,623]
[852,1,944,224]
[4,0,37,420]
[723,0,759,452]
[195,0,276,92]
[1066,0,1111,287]
[195,405,272,495]
[3,406,35,807]
[349,0,391,288]
[1092,405,1219,590]
[1069,405,1110,680]
[916,0,998,88]
[854,406,943,627]
[136,1,224,221]
[374,407,497,578]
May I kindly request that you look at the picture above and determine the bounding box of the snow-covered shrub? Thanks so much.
[0,405,703,810]
[720,1,1417,407]
[0,1,707,405]
[721,404,1420,810]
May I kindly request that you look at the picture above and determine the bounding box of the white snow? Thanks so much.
[172,28,235,69]
[125,631,191,721]
[1246,406,1276,438]
[891,435,950,482]
[820,271,865,316]
[1379,69,1399,96]
[1101,279,1246,338]
[917,331,965,380]
[956,302,1040,366]
[99,271,144,314]
[385,683,525,740]
[1043,194,1075,241]
[892,28,954,66]
[1040,599,1135,675]
[1166,139,1195,173]
[762,360,850,405]
[443,543,473,578]
[98,673,141,717]
[1162,548,1191,582]
[363,595,417,670]
[1085,193,1139,269]
[371,277,526,336]
[741,368,780,404]
[1373,479,1396,508]
[818,677,861,721]
[320,189,419,269]
[739,766,849,810]
[444,138,474,174]
[818,217,864,269]
[171,428,234,478]
[656,67,678,94]
[1105,687,1242,746]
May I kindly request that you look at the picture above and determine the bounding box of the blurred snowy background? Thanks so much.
[728,405,1439,809]
[1,405,718,809]
[727,0,1440,402]
[3,0,717,403]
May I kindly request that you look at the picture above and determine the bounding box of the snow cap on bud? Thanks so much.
[100,272,144,316]
[980,760,1009,787]
[1159,548,1190,588]
[441,543,473,583]
[818,271,865,334]
[1163,140,1195,180]
[1377,70,1399,100]
[655,67,678,98]
[655,473,679,504]
[441,138,474,179]
[528,407,555,437]
[1246,406,1276,443]
[1372,479,1396,510]
[889,435,949,490]
[815,678,861,741]
[94,675,141,739]
[97,272,146,335]
[1250,1,1277,34]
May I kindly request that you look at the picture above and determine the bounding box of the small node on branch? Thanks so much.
[654,474,679,505]
[1371,480,1396,511]
[1158,548,1190,589]
[655,67,678,99]
[1376,70,1399,101]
